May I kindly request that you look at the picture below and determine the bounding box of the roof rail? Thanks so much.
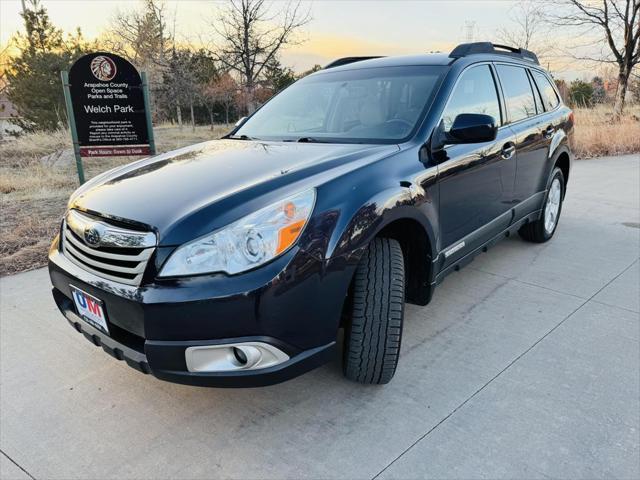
[449,42,539,65]
[324,56,384,69]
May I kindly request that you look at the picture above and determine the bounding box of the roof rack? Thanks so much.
[324,56,384,69]
[449,42,539,65]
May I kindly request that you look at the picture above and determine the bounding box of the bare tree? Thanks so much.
[0,44,11,96]
[161,48,199,130]
[203,72,238,125]
[211,0,310,113]
[103,0,176,121]
[546,0,640,117]
[498,1,542,49]
[497,0,552,62]
[104,0,171,69]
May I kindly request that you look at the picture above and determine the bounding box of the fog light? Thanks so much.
[232,345,262,368]
[233,346,248,365]
[185,342,289,373]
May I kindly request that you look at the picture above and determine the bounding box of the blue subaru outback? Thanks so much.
[49,42,574,387]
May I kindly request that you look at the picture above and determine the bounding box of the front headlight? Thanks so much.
[158,188,315,277]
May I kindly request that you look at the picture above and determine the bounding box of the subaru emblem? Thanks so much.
[84,225,101,246]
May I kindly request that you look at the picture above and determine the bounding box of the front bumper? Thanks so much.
[49,237,348,387]
[55,293,334,387]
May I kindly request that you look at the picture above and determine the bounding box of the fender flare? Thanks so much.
[327,185,437,260]
[548,128,568,160]
[324,185,438,306]
[547,133,572,187]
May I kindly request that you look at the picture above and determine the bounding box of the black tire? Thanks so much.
[343,237,405,385]
[519,167,565,243]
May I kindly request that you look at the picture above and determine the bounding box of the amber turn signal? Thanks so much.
[277,220,305,254]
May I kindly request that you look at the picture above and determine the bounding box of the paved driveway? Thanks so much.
[1,154,639,480]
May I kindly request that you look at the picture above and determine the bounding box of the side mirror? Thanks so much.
[234,116,247,127]
[447,113,497,144]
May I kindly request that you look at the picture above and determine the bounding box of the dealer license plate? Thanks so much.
[70,286,109,334]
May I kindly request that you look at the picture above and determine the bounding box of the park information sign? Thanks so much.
[61,52,155,183]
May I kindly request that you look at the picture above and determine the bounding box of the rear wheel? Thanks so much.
[343,237,405,385]
[519,167,565,243]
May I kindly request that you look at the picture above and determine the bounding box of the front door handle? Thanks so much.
[501,142,516,159]
[543,125,555,138]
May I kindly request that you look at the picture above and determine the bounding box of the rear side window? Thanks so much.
[531,70,560,110]
[442,65,501,130]
[496,65,537,122]
[529,71,544,114]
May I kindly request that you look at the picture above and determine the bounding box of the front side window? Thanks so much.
[496,65,537,122]
[442,64,501,130]
[531,70,560,111]
[235,66,445,144]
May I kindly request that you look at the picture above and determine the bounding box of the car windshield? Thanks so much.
[235,65,446,144]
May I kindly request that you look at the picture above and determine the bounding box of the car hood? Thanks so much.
[70,139,398,245]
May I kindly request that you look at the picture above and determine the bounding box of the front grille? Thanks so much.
[62,210,156,286]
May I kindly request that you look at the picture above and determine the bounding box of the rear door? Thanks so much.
[529,68,563,192]
[495,64,550,214]
[437,63,516,264]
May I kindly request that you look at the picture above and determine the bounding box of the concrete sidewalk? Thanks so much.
[1,155,639,480]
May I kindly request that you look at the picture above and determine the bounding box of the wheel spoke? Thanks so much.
[544,178,562,234]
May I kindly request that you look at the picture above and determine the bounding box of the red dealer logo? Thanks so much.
[90,55,117,81]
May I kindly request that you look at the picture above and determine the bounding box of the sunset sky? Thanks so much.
[1,0,594,79]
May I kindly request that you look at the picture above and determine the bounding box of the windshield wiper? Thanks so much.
[295,137,328,143]
[227,134,259,141]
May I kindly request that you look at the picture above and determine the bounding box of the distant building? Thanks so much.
[0,93,22,137]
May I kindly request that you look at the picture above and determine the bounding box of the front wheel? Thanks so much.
[519,167,565,243]
[343,237,405,385]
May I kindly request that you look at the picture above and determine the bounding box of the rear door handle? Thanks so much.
[501,142,516,159]
[543,125,555,138]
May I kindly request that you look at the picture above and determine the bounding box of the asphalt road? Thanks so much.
[1,154,639,480]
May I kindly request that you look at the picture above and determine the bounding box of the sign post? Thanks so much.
[141,71,156,156]
[61,70,85,184]
[61,52,156,185]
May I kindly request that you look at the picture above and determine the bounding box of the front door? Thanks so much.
[437,64,516,265]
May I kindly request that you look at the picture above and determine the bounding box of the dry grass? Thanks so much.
[0,124,231,275]
[1,128,70,169]
[1,107,639,277]
[572,105,640,158]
